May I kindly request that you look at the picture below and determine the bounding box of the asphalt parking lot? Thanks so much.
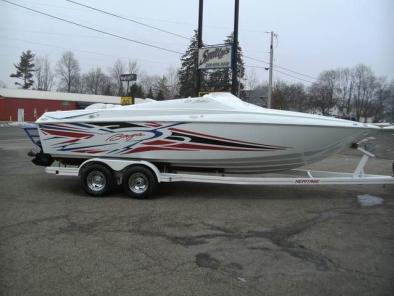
[0,127,393,296]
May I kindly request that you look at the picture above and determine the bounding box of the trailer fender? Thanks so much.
[78,158,163,182]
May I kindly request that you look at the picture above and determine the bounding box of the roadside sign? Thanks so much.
[121,96,133,105]
[198,45,232,69]
[198,92,209,97]
[120,74,137,81]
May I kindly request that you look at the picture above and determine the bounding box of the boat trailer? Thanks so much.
[44,147,394,198]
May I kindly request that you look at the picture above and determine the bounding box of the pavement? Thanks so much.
[0,127,393,296]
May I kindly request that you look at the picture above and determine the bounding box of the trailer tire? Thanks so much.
[122,165,157,199]
[80,163,114,197]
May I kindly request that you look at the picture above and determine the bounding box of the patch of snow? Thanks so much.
[85,103,119,110]
[0,121,33,127]
[357,194,384,207]
[7,122,22,127]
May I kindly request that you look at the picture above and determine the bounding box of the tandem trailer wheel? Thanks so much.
[80,163,115,197]
[122,165,158,199]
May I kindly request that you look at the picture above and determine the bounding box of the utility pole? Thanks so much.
[231,0,239,96]
[267,31,274,108]
[196,0,203,96]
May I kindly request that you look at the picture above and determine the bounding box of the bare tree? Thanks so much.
[308,70,338,115]
[242,82,268,106]
[369,78,390,122]
[100,78,116,96]
[82,67,103,94]
[386,81,394,122]
[352,64,379,121]
[154,76,170,100]
[128,60,140,76]
[164,66,179,99]
[110,59,125,96]
[109,59,141,96]
[244,69,259,91]
[0,80,6,88]
[272,81,288,110]
[35,56,54,91]
[56,51,80,93]
[336,67,354,116]
[140,74,160,97]
[287,83,308,112]
[82,67,115,95]
[272,81,308,111]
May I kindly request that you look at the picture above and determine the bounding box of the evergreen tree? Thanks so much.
[154,76,170,100]
[208,66,231,91]
[208,33,245,92]
[178,30,206,97]
[129,83,145,98]
[147,87,154,99]
[10,50,35,89]
[156,89,164,100]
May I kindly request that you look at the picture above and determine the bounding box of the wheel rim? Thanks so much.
[128,172,149,194]
[86,170,106,192]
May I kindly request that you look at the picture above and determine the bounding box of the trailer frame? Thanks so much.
[44,147,394,198]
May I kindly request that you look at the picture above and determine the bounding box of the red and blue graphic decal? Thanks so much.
[39,122,288,155]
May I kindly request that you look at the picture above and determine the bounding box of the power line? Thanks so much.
[65,0,318,82]
[274,68,315,84]
[244,55,317,80]
[71,0,276,35]
[245,65,315,84]
[0,26,183,49]
[65,0,191,41]
[0,26,116,40]
[0,35,173,66]
[244,55,269,65]
[38,0,270,34]
[0,0,183,55]
[2,0,317,83]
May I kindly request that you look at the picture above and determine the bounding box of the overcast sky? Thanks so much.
[0,0,393,88]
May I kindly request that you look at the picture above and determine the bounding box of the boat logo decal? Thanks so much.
[295,179,320,184]
[106,131,158,142]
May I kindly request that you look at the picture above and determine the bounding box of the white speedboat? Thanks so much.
[28,92,379,173]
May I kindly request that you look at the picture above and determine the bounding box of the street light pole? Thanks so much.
[196,0,203,96]
[231,0,239,96]
[267,31,274,108]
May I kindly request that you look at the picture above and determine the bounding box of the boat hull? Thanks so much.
[37,121,368,173]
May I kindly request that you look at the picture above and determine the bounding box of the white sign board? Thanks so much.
[198,45,232,69]
[120,74,137,81]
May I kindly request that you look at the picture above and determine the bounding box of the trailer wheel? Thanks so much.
[80,163,114,197]
[123,166,157,199]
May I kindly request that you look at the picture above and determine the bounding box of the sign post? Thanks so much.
[120,96,133,105]
[196,0,204,97]
[120,74,137,105]
[231,0,239,95]
[120,74,137,98]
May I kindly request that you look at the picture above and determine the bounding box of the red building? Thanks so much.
[0,89,121,122]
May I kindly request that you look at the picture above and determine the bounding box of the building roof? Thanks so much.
[0,88,147,104]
